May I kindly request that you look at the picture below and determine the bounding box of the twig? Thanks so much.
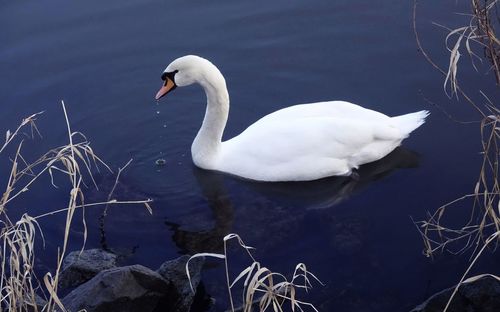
[99,158,134,251]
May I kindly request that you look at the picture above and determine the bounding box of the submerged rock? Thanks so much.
[411,274,500,312]
[62,264,174,312]
[157,255,205,312]
[59,249,117,289]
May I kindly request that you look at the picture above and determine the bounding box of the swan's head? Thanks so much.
[155,55,219,100]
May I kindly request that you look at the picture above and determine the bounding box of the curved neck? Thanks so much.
[191,67,229,169]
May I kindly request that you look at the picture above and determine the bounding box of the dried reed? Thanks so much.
[186,234,322,312]
[0,101,152,312]
[413,1,499,311]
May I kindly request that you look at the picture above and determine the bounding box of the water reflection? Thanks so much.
[166,147,419,254]
[165,168,233,254]
[246,147,419,210]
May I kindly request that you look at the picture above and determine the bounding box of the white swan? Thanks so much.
[155,55,428,182]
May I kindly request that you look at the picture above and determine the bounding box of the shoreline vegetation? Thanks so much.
[0,101,152,311]
[413,0,499,311]
[186,233,322,312]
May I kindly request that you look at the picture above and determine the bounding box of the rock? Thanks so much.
[62,264,175,312]
[12,293,47,312]
[157,255,205,312]
[60,255,207,312]
[59,249,117,289]
[31,294,47,312]
[411,274,500,312]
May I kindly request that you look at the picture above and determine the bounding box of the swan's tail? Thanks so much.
[392,110,429,137]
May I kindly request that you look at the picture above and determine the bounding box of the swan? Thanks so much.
[155,55,428,182]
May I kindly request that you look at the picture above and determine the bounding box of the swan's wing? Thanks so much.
[257,101,392,124]
[220,113,403,181]
[226,100,402,158]
[224,117,400,161]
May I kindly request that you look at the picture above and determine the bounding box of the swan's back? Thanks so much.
[254,101,390,124]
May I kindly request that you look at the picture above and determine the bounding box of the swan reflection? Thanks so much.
[167,147,419,254]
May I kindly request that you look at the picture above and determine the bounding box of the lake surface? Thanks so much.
[1,0,499,310]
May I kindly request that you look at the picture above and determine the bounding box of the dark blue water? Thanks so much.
[1,0,499,310]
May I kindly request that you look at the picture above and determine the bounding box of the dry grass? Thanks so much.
[0,101,152,312]
[413,1,499,311]
[439,0,500,97]
[186,234,322,312]
[414,112,499,257]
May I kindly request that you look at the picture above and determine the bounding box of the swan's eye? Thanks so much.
[161,70,179,82]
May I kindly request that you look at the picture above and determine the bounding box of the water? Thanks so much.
[1,0,499,310]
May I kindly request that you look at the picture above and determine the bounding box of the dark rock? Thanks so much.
[62,264,174,312]
[411,274,500,312]
[12,293,47,312]
[157,255,205,312]
[31,294,47,312]
[59,249,117,289]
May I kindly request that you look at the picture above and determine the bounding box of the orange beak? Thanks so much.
[155,77,176,100]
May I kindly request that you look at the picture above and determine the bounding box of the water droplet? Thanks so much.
[163,124,167,128]
[156,111,160,114]
[155,159,166,166]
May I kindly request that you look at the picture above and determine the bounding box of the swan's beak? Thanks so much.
[155,77,176,100]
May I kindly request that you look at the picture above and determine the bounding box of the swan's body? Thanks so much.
[156,55,428,182]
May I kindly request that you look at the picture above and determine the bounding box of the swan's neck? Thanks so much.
[191,69,229,169]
